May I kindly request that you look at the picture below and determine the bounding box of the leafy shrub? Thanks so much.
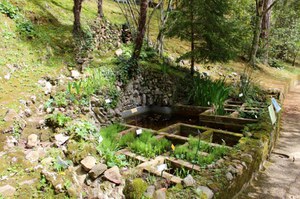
[268,59,284,69]
[0,0,19,19]
[46,113,70,128]
[16,19,35,38]
[67,120,98,141]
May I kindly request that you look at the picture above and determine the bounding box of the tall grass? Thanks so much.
[188,75,231,115]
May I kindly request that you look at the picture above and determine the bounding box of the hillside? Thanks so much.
[0,0,299,198]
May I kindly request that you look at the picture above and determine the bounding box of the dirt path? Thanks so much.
[238,85,300,199]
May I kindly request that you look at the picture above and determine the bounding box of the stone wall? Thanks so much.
[90,68,192,126]
[118,69,191,111]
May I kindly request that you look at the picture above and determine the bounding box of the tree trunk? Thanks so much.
[292,52,298,66]
[190,0,195,75]
[97,0,104,18]
[157,0,173,58]
[157,0,165,57]
[131,0,148,60]
[249,15,263,66]
[73,0,83,34]
[261,0,272,65]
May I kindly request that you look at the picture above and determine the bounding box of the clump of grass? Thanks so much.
[96,124,129,167]
[188,75,231,115]
[120,131,171,158]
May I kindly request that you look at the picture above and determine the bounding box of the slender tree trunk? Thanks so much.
[157,0,173,58]
[73,0,83,34]
[131,0,148,60]
[261,0,272,65]
[157,0,165,57]
[249,15,263,66]
[190,0,195,75]
[249,0,277,66]
[97,0,104,18]
[292,52,298,66]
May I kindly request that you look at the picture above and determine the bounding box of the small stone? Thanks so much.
[19,179,37,186]
[26,151,40,162]
[81,156,96,172]
[196,186,214,199]
[24,108,32,117]
[144,185,155,198]
[30,95,37,104]
[154,188,167,199]
[54,134,69,146]
[4,73,11,80]
[226,172,233,181]
[234,164,244,175]
[27,134,39,148]
[89,163,107,179]
[202,72,210,77]
[3,109,19,122]
[5,136,18,149]
[0,185,16,197]
[46,107,52,114]
[183,174,195,187]
[228,165,237,174]
[115,49,123,57]
[241,153,253,163]
[71,70,81,79]
[104,166,122,185]
[44,81,52,95]
[41,157,54,165]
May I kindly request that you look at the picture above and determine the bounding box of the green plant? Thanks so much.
[16,19,35,38]
[174,167,191,178]
[188,75,231,115]
[100,150,128,168]
[64,180,72,189]
[12,121,21,139]
[44,98,54,109]
[119,132,135,147]
[53,92,68,107]
[53,157,72,172]
[128,131,171,158]
[46,112,71,128]
[238,72,266,104]
[0,0,19,19]
[173,136,229,167]
[67,120,98,141]
[145,174,157,185]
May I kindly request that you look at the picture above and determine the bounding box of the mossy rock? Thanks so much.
[123,178,148,199]
[66,140,97,164]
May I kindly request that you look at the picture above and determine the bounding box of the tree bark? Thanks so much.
[157,0,173,58]
[131,0,148,60]
[249,14,263,66]
[261,0,272,64]
[190,0,195,75]
[73,0,83,34]
[249,0,277,66]
[97,0,104,18]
